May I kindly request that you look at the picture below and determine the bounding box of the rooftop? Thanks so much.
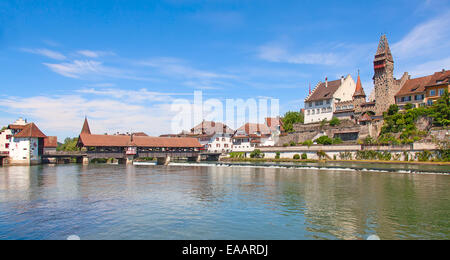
[305,78,343,102]
[13,123,47,138]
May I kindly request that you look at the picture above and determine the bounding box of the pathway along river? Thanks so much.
[0,162,449,240]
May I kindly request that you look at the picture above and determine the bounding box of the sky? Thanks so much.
[0,0,449,140]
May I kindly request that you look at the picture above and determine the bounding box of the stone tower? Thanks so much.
[373,35,398,115]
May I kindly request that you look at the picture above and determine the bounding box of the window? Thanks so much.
[430,90,436,96]
[222,138,225,142]
[308,102,312,108]
[6,135,11,140]
[439,89,445,96]
[415,94,424,101]
[216,138,219,141]
[326,99,331,104]
[5,143,9,149]
[428,100,433,106]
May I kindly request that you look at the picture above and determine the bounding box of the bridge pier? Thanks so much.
[156,156,171,166]
[82,156,90,165]
[126,155,134,165]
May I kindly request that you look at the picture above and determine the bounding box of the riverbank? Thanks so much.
[221,157,450,166]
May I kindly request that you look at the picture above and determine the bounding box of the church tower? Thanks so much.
[373,35,396,115]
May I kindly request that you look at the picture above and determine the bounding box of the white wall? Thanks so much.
[9,137,40,164]
[0,129,13,153]
[208,136,233,153]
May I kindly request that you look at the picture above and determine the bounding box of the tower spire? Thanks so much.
[353,71,366,98]
[81,116,91,135]
[375,34,393,62]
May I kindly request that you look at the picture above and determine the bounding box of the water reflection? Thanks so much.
[0,164,448,240]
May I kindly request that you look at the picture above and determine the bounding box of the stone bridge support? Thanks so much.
[82,156,90,165]
[157,156,171,166]
[126,155,134,165]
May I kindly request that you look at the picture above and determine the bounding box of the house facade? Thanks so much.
[8,123,47,165]
[304,75,356,124]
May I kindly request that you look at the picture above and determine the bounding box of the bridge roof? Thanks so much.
[79,134,203,148]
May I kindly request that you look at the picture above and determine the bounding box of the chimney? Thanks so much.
[325,77,328,88]
[341,76,344,84]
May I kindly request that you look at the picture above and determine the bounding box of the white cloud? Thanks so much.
[21,48,66,60]
[407,57,450,76]
[43,60,109,78]
[0,94,176,138]
[392,10,450,59]
[77,50,115,58]
[43,60,153,81]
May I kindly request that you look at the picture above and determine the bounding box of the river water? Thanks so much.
[0,163,449,240]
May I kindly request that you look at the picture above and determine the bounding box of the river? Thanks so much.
[0,163,449,240]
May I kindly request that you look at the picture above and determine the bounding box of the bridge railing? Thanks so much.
[43,151,86,156]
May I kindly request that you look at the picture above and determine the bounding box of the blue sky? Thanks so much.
[1,0,449,139]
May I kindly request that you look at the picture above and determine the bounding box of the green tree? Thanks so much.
[293,154,300,160]
[429,90,450,126]
[1,126,7,131]
[250,149,264,159]
[301,153,308,160]
[57,137,80,151]
[329,117,341,127]
[282,111,304,132]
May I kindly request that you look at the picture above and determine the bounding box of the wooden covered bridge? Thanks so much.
[45,118,204,165]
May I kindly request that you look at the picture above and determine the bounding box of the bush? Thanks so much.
[283,143,289,147]
[293,154,300,160]
[250,149,264,159]
[332,137,343,145]
[417,150,432,162]
[301,140,313,147]
[275,152,280,159]
[363,136,376,145]
[317,150,327,160]
[329,117,341,127]
[230,152,245,159]
[315,136,333,145]
[339,152,353,160]
[290,141,297,147]
[301,153,307,160]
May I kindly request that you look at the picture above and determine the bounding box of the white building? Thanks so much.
[207,135,233,153]
[8,122,47,165]
[304,75,356,124]
[232,123,273,152]
[0,118,28,154]
[187,121,234,154]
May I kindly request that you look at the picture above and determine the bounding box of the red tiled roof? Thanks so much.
[8,124,26,130]
[395,75,432,97]
[44,136,58,148]
[265,117,284,132]
[78,134,202,148]
[306,79,342,102]
[190,121,234,135]
[237,123,271,135]
[353,74,366,97]
[13,123,47,138]
[133,132,148,137]
[396,70,450,97]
